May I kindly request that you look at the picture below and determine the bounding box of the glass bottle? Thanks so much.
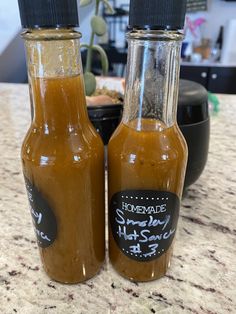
[18,0,105,283]
[108,0,188,282]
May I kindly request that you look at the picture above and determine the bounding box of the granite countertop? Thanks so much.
[0,83,235,314]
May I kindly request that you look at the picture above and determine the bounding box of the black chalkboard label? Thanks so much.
[24,176,57,248]
[110,190,180,262]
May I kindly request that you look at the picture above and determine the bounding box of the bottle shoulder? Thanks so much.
[22,125,104,165]
[108,122,187,161]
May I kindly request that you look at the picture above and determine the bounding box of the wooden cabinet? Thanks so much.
[180,64,236,94]
[180,66,209,87]
[208,67,236,94]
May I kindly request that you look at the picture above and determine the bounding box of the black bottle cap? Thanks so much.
[129,0,187,30]
[18,0,79,29]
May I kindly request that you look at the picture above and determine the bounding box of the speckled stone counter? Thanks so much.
[0,83,235,314]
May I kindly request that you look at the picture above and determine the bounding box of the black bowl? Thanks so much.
[88,104,123,145]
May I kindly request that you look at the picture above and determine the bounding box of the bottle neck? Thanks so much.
[123,30,183,131]
[23,28,88,133]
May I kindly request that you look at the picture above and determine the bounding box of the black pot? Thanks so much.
[178,80,210,188]
[87,79,210,188]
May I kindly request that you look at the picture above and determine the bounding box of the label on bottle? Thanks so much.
[109,190,180,262]
[24,176,57,248]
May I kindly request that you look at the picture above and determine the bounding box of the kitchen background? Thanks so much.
[0,0,236,93]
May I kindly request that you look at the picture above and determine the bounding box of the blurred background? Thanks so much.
[0,0,236,94]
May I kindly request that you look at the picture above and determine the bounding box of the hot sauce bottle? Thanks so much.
[108,0,188,282]
[18,0,105,283]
